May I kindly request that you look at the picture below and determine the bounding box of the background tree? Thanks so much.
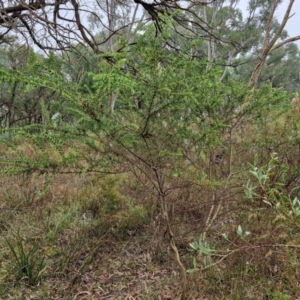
[0,0,216,54]
[0,46,63,127]
[248,0,300,88]
[233,42,300,93]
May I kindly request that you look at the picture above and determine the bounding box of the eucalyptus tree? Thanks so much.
[233,42,300,93]
[248,0,300,88]
[226,0,300,92]
[179,0,300,87]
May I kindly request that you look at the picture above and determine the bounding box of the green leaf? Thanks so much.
[237,225,243,236]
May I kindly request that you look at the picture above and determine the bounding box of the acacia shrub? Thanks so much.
[0,23,294,298]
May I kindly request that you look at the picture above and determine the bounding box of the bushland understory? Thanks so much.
[1,107,300,300]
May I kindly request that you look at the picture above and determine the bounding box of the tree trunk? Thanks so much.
[249,0,297,88]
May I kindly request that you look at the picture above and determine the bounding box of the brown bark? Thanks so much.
[0,1,98,51]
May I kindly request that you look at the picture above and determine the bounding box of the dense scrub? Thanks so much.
[1,25,300,299]
[1,106,300,299]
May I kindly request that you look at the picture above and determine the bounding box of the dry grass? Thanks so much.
[1,109,300,299]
